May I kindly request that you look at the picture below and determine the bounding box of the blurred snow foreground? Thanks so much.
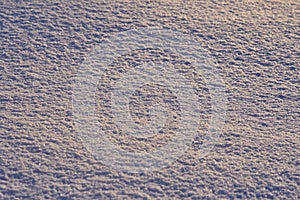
[72,27,227,173]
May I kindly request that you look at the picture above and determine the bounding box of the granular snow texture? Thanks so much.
[0,0,299,199]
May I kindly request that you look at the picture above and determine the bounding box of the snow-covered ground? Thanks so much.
[1,0,299,199]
